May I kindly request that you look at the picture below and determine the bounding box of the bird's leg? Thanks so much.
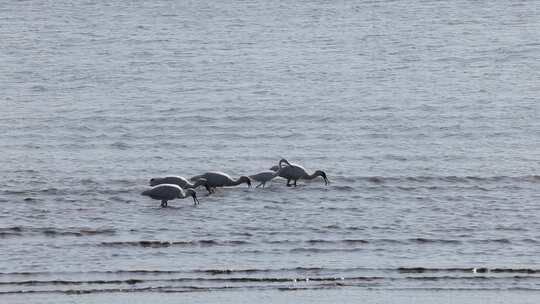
[256,182,263,188]
[287,179,292,187]
[161,200,168,207]
[262,182,266,188]
[294,179,297,187]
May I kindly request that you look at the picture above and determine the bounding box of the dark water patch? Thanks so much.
[0,279,145,286]
[0,229,23,238]
[331,185,354,191]
[0,276,386,294]
[100,240,250,248]
[196,267,327,275]
[229,231,253,237]
[491,268,540,274]
[0,286,204,295]
[471,238,511,244]
[322,224,340,229]
[0,226,24,233]
[408,238,462,244]
[0,227,116,238]
[305,239,369,245]
[80,178,99,185]
[42,229,83,237]
[398,267,480,273]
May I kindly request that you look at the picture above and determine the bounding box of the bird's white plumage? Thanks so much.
[141,184,199,206]
[191,171,251,193]
[249,170,278,188]
[272,159,328,186]
[149,176,206,189]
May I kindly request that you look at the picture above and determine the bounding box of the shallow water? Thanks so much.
[1,0,540,301]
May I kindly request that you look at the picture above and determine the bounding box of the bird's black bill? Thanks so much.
[321,172,329,185]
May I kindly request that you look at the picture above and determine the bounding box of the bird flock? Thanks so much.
[141,158,329,207]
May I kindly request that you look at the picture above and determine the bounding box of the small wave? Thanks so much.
[0,227,116,238]
[270,238,518,246]
[410,238,462,244]
[99,240,250,248]
[290,247,362,253]
[195,267,326,275]
[346,175,540,184]
[397,267,540,274]
[331,185,354,191]
[305,239,369,245]
[3,267,539,279]
[471,238,511,244]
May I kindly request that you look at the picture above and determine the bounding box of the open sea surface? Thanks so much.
[1,0,540,302]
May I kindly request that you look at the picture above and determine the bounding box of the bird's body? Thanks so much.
[190,172,251,194]
[271,158,329,187]
[249,170,279,188]
[141,184,199,207]
[250,162,289,188]
[149,176,207,189]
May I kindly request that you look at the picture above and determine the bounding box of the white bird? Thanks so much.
[190,172,251,194]
[141,184,199,207]
[149,176,209,191]
[271,158,329,187]
[250,163,288,188]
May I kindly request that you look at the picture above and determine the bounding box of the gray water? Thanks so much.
[1,0,540,302]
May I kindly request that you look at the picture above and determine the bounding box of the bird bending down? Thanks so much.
[190,172,251,194]
[250,162,289,188]
[141,184,200,207]
[271,158,329,187]
[149,176,209,192]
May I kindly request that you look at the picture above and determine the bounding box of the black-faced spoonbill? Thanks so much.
[250,162,289,188]
[141,184,199,207]
[190,172,251,194]
[272,158,329,187]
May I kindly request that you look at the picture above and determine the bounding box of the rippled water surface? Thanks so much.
[1,0,540,302]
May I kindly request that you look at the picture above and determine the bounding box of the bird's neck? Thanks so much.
[228,178,244,186]
[190,180,203,188]
[305,172,320,180]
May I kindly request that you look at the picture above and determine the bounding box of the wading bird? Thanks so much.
[271,158,329,187]
[141,184,199,207]
[190,172,251,194]
[250,162,289,188]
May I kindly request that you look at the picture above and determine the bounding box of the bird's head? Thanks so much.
[149,177,162,186]
[278,158,291,168]
[315,170,329,185]
[185,189,199,205]
[240,176,252,187]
